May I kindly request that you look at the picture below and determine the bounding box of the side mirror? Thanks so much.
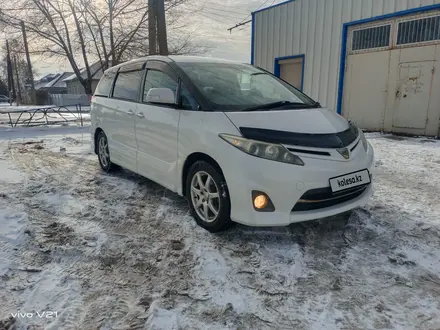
[146,88,176,105]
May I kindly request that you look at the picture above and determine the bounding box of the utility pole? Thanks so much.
[148,0,157,55]
[21,21,36,104]
[13,56,22,105]
[156,0,168,55]
[5,40,16,105]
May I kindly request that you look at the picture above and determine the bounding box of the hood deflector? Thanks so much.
[239,126,359,149]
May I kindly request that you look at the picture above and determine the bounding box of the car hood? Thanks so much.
[224,108,358,149]
[224,108,349,134]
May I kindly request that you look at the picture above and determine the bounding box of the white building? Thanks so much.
[251,0,440,136]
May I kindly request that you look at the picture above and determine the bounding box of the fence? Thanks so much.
[49,94,91,106]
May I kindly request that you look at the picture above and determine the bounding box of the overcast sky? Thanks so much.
[30,0,283,77]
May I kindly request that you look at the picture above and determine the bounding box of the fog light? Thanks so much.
[251,191,275,212]
[254,194,268,209]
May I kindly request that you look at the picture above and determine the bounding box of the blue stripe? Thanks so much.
[274,54,305,91]
[336,25,348,115]
[337,3,440,115]
[251,12,255,64]
[252,0,296,15]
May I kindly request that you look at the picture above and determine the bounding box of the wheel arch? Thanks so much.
[181,152,225,197]
[94,127,104,154]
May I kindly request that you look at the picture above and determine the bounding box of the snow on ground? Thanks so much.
[0,129,440,329]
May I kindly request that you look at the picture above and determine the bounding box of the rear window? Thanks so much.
[94,71,115,97]
[112,70,144,101]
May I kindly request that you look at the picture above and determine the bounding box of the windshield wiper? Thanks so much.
[242,101,308,112]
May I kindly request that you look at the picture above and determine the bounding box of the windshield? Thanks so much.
[176,62,316,111]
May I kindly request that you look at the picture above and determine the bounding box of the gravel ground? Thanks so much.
[0,130,439,330]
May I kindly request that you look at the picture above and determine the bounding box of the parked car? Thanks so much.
[91,56,374,232]
[0,95,10,103]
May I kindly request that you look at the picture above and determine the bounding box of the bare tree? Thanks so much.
[0,38,36,103]
[0,0,205,95]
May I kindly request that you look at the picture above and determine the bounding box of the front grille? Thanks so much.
[287,148,331,156]
[292,185,368,212]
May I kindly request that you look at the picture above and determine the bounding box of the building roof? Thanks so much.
[63,61,105,82]
[35,73,59,90]
[41,72,74,89]
[38,73,58,82]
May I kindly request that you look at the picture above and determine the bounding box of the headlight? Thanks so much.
[219,134,304,166]
[359,129,368,151]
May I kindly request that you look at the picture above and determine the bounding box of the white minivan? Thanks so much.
[91,56,374,232]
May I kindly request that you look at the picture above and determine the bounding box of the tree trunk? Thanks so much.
[148,0,157,55]
[156,0,168,55]
[21,21,36,104]
[109,0,116,66]
[81,79,93,95]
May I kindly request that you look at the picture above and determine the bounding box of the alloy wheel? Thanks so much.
[190,171,220,223]
[98,135,110,168]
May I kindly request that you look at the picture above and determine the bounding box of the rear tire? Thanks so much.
[97,131,117,173]
[186,161,232,232]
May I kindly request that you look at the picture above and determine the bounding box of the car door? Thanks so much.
[135,61,181,191]
[106,62,145,172]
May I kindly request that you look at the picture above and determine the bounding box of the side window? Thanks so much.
[112,70,143,101]
[143,70,178,102]
[94,71,115,97]
[180,84,198,110]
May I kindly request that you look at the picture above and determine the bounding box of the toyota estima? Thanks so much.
[91,56,374,232]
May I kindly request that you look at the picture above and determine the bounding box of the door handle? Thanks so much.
[127,110,134,115]
[136,112,145,118]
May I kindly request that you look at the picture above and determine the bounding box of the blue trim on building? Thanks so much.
[251,12,255,65]
[253,0,296,15]
[336,3,440,115]
[274,54,305,91]
[250,0,297,64]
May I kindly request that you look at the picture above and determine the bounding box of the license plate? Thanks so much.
[329,170,370,193]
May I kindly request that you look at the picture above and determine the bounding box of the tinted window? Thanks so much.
[143,70,178,102]
[112,70,143,101]
[352,25,391,51]
[95,71,115,97]
[181,84,198,110]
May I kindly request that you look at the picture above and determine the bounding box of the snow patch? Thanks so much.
[0,160,25,183]
[146,304,181,330]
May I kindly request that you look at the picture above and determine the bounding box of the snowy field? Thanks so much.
[0,127,439,330]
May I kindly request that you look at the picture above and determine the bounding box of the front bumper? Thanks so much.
[220,142,375,227]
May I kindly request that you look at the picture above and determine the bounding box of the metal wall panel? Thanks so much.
[253,0,440,110]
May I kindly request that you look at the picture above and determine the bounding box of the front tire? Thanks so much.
[186,161,232,232]
[97,131,117,173]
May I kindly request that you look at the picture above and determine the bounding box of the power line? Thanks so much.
[227,0,276,33]
[254,0,273,12]
[202,12,231,25]
[200,9,247,21]
[201,7,249,18]
[201,0,253,11]
[202,4,250,15]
